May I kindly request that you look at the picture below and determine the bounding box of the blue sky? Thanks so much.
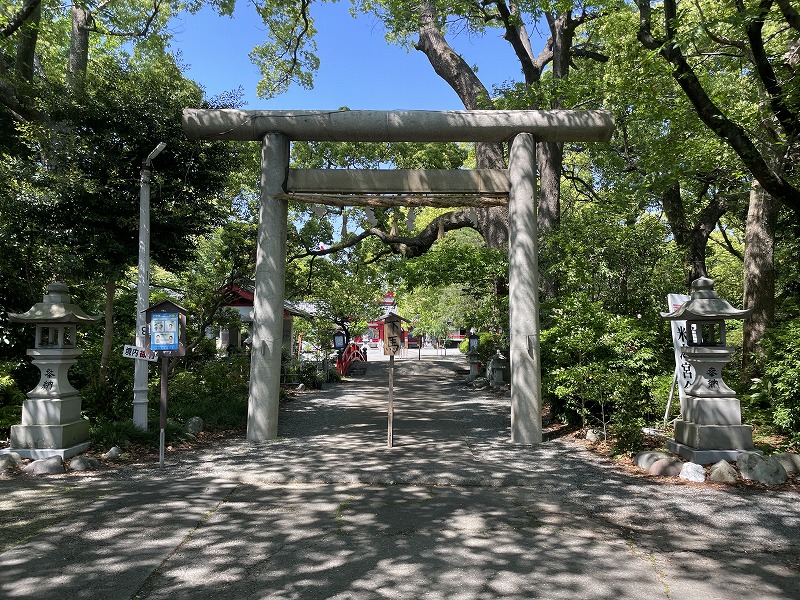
[169,2,528,110]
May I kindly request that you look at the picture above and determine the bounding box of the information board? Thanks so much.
[150,312,180,352]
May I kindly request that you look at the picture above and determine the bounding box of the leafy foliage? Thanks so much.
[747,317,800,450]
[541,295,670,454]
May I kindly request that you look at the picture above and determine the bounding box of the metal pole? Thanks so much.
[388,354,394,448]
[159,355,168,469]
[134,142,166,430]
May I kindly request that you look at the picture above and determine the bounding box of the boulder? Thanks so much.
[22,456,65,475]
[738,452,787,485]
[0,454,21,474]
[772,452,800,475]
[649,457,684,477]
[184,416,204,435]
[634,451,672,471]
[102,446,122,460]
[709,460,739,484]
[585,429,604,443]
[679,462,706,483]
[70,456,100,472]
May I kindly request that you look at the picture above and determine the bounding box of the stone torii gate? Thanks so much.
[182,109,614,445]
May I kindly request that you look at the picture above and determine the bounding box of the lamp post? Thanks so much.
[133,142,166,430]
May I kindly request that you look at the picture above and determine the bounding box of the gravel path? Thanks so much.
[1,354,798,599]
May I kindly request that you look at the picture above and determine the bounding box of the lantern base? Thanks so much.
[683,396,742,425]
[673,419,753,452]
[666,440,758,465]
[1,441,92,461]
[10,418,90,455]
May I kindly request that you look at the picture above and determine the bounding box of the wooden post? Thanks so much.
[388,354,394,448]
[159,355,168,468]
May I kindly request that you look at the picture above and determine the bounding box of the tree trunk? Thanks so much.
[67,5,91,92]
[99,277,116,383]
[742,180,777,376]
[660,181,729,287]
[14,0,41,82]
[415,0,508,248]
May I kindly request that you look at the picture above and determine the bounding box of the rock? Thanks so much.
[679,462,706,483]
[471,378,489,389]
[738,452,788,485]
[585,429,604,443]
[184,416,204,435]
[649,458,684,477]
[103,446,122,460]
[634,451,672,471]
[709,460,739,484]
[22,456,65,475]
[296,383,306,392]
[0,455,21,474]
[70,456,100,472]
[773,452,800,475]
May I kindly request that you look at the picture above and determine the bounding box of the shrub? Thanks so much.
[166,355,250,430]
[458,332,505,366]
[0,363,26,438]
[541,295,670,455]
[747,317,800,450]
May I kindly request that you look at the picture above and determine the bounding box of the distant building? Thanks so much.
[214,284,310,354]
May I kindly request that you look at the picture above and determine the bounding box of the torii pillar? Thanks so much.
[182,109,614,445]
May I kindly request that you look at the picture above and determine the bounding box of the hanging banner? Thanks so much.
[667,293,695,401]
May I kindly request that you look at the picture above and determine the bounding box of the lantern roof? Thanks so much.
[8,282,101,324]
[660,277,752,321]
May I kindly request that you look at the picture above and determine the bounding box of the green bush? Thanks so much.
[458,332,504,366]
[0,363,26,438]
[541,295,670,455]
[165,355,250,430]
[747,317,800,450]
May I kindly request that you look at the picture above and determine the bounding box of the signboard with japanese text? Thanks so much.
[122,344,158,362]
[667,293,695,401]
[383,320,402,356]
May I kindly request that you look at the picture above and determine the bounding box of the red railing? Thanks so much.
[336,342,367,375]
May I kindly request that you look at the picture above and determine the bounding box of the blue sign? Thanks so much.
[150,313,180,351]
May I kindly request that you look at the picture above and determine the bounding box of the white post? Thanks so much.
[247,133,289,442]
[133,143,165,430]
[508,133,542,445]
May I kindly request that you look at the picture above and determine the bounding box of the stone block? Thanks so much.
[683,396,742,426]
[21,396,83,426]
[11,419,90,450]
[674,420,753,450]
[666,440,747,464]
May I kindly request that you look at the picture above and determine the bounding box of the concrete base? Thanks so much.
[667,440,759,465]
[21,395,83,425]
[10,418,90,450]
[1,441,91,460]
[674,419,753,450]
[683,396,742,425]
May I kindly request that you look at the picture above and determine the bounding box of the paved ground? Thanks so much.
[1,354,799,599]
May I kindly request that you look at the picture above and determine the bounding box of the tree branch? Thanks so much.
[742,0,798,138]
[0,0,40,39]
[635,0,800,213]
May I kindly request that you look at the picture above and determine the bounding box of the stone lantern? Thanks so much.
[6,282,101,459]
[661,277,753,463]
